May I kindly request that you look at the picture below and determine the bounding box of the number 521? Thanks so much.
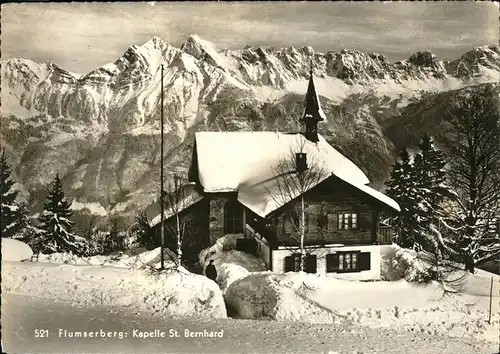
[34,329,49,338]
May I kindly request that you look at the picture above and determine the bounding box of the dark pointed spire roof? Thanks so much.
[301,65,326,122]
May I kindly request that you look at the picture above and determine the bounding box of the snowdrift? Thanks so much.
[217,263,251,294]
[224,250,499,342]
[36,247,178,269]
[224,272,345,324]
[198,234,267,273]
[1,238,33,261]
[198,234,268,293]
[2,261,227,319]
[199,234,240,267]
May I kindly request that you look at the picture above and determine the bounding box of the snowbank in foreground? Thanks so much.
[2,261,227,319]
[225,272,345,324]
[2,238,33,261]
[217,263,251,294]
[225,270,499,342]
[36,247,178,269]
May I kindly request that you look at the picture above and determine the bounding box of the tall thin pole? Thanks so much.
[160,64,165,270]
[488,275,494,324]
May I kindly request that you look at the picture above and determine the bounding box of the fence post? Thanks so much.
[488,276,493,324]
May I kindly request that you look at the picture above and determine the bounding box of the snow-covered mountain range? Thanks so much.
[1,35,499,227]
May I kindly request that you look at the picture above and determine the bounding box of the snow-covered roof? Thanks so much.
[192,131,399,216]
[194,131,368,191]
[341,179,401,213]
[146,184,204,227]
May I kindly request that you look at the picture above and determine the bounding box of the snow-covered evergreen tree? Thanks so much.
[130,211,156,250]
[412,133,454,255]
[0,150,27,237]
[386,136,453,252]
[385,148,418,248]
[38,174,87,255]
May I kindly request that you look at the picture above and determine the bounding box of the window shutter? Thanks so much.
[305,254,317,273]
[284,256,294,272]
[326,253,339,273]
[359,252,371,271]
[328,214,337,231]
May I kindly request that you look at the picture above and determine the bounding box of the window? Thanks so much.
[284,253,301,272]
[337,213,358,230]
[224,200,244,234]
[285,253,317,273]
[338,252,358,271]
[326,251,371,273]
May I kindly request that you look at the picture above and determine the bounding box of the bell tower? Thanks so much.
[300,65,325,142]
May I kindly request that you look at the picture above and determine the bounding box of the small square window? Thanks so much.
[337,252,359,272]
[335,213,358,230]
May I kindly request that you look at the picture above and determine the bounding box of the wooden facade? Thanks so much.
[151,175,394,271]
[152,198,210,265]
[245,175,393,248]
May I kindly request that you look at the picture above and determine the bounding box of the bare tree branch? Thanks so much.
[163,174,198,269]
[442,90,500,272]
[265,137,328,271]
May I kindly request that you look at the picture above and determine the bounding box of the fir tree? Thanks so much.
[1,149,26,237]
[412,133,453,253]
[386,136,454,253]
[38,174,87,254]
[131,211,156,250]
[385,148,418,248]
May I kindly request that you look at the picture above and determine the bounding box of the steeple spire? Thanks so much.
[301,61,325,143]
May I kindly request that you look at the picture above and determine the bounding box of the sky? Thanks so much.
[1,1,498,74]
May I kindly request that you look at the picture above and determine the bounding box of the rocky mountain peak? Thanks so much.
[1,36,499,227]
[408,50,441,67]
[446,44,500,79]
[181,34,214,59]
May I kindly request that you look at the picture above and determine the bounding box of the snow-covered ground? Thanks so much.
[2,247,226,319]
[220,244,499,344]
[2,240,499,352]
[4,293,494,354]
[1,237,33,261]
[35,246,178,269]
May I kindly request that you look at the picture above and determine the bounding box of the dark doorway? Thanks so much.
[224,200,244,234]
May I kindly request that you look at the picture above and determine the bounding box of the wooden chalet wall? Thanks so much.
[268,175,387,246]
[152,198,210,264]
